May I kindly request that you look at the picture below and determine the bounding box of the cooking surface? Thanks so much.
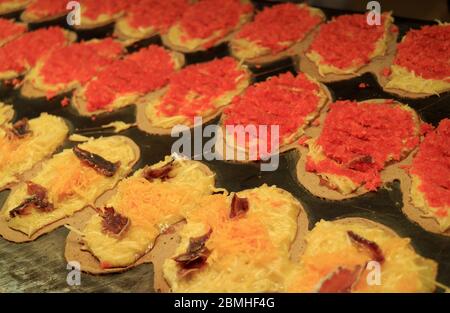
[0,4,449,292]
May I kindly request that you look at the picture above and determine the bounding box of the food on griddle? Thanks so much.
[72,45,184,115]
[162,0,253,52]
[20,0,67,23]
[0,18,26,46]
[306,13,393,76]
[221,71,329,159]
[0,101,13,125]
[21,38,123,99]
[1,136,139,239]
[0,26,75,80]
[77,156,215,269]
[144,56,250,130]
[384,23,450,96]
[0,0,30,15]
[287,218,438,292]
[303,99,421,195]
[77,0,129,29]
[114,0,189,42]
[163,184,304,292]
[409,119,450,233]
[0,113,68,190]
[230,3,324,62]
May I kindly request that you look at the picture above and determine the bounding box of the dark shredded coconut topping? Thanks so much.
[73,145,120,177]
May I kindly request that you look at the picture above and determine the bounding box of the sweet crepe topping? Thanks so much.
[178,0,252,48]
[306,100,420,191]
[394,24,450,81]
[316,266,362,293]
[174,229,213,277]
[73,145,120,177]
[101,206,129,237]
[348,231,385,263]
[223,72,325,152]
[235,3,321,54]
[0,18,26,43]
[83,45,176,112]
[9,118,31,138]
[308,13,388,69]
[156,57,246,119]
[37,39,123,93]
[0,27,68,75]
[23,0,66,19]
[229,194,249,219]
[410,119,450,220]
[125,0,188,34]
[80,0,128,21]
[10,182,54,217]
[143,163,173,182]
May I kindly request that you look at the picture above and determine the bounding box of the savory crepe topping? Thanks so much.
[10,182,54,217]
[229,194,249,219]
[316,266,363,293]
[348,231,385,263]
[394,24,450,82]
[101,206,130,237]
[9,118,31,138]
[174,229,213,277]
[143,163,173,182]
[73,145,120,177]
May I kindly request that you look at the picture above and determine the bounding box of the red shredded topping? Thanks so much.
[126,0,189,34]
[381,67,391,77]
[38,38,123,97]
[306,100,420,190]
[223,72,322,152]
[410,119,450,210]
[309,13,387,69]
[0,27,67,74]
[420,122,434,136]
[394,24,450,81]
[179,0,253,48]
[61,97,70,107]
[24,0,67,19]
[84,45,175,112]
[0,18,26,43]
[157,57,246,119]
[236,3,321,54]
[79,0,128,20]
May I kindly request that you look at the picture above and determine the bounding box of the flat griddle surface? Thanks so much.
[0,3,448,292]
